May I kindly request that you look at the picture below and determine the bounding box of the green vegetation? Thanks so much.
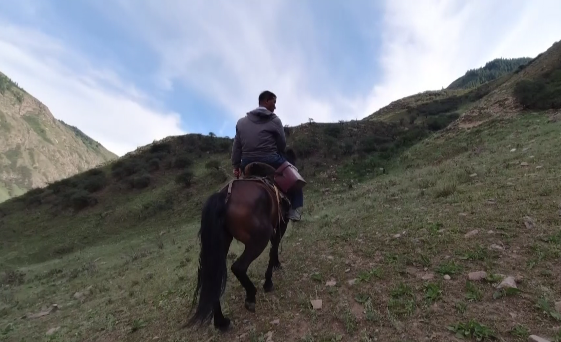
[58,120,117,159]
[1,71,118,203]
[1,112,560,341]
[447,57,532,90]
[0,72,26,96]
[1,40,561,342]
[514,68,561,110]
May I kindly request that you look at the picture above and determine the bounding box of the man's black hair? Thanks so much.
[258,90,276,103]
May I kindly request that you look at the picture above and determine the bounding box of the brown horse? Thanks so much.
[187,149,303,331]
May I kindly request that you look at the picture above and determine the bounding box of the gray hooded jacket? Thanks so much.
[231,107,286,168]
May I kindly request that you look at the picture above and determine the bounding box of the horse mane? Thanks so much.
[243,162,277,178]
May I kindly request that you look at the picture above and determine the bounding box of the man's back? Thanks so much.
[231,107,286,167]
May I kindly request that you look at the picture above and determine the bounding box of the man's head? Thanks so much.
[258,90,276,112]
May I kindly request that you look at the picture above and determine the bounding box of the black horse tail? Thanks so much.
[188,190,228,326]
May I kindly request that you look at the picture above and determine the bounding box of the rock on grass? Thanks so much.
[468,271,487,281]
[310,299,322,310]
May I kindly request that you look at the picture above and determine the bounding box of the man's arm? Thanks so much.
[231,125,242,168]
[273,117,286,153]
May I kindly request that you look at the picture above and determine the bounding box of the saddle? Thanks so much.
[221,161,306,225]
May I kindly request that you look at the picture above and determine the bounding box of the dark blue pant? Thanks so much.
[240,153,304,209]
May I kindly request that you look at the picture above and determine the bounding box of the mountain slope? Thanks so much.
[447,57,532,90]
[1,39,561,341]
[0,71,117,202]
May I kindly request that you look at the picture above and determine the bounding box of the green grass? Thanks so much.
[1,112,561,341]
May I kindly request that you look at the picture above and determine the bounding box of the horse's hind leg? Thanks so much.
[231,232,269,313]
[264,229,282,293]
[272,220,289,271]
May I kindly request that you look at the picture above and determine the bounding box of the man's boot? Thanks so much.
[288,207,302,221]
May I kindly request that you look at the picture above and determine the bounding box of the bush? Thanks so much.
[205,160,221,170]
[173,155,193,169]
[82,172,107,193]
[70,190,96,211]
[47,178,77,194]
[147,152,167,161]
[130,173,151,189]
[292,137,319,158]
[84,168,103,176]
[207,169,227,183]
[112,160,144,179]
[111,160,125,171]
[147,158,160,172]
[175,170,194,187]
[426,113,459,131]
[149,142,172,154]
[324,125,342,138]
[218,140,232,152]
[513,71,561,110]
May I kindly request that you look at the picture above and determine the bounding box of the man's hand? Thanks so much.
[233,168,240,178]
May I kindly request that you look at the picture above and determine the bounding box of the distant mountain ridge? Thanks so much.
[447,57,532,90]
[0,71,117,202]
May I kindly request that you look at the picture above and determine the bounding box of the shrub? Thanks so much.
[82,172,107,193]
[218,140,231,152]
[324,125,342,138]
[112,160,143,179]
[147,158,160,172]
[176,170,194,187]
[1,269,26,286]
[47,178,77,194]
[173,155,193,169]
[513,70,561,110]
[130,173,151,189]
[84,168,103,176]
[25,194,42,207]
[147,152,167,161]
[111,160,125,171]
[70,190,96,211]
[207,169,227,183]
[205,160,221,170]
[426,114,458,131]
[149,142,172,154]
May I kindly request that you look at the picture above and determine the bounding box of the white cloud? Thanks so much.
[0,22,185,156]
[101,0,561,127]
[362,0,561,114]
[103,0,360,126]
[2,0,559,159]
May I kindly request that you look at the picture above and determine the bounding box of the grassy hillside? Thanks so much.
[1,40,561,341]
[447,57,532,90]
[1,112,560,341]
[0,71,117,203]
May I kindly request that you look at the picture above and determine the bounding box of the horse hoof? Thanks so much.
[245,301,256,313]
[263,282,274,293]
[214,318,231,332]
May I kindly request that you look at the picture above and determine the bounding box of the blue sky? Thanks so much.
[1,0,560,156]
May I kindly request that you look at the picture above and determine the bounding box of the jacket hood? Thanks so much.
[246,107,276,123]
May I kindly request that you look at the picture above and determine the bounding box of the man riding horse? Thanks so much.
[231,90,304,221]
[187,91,307,331]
